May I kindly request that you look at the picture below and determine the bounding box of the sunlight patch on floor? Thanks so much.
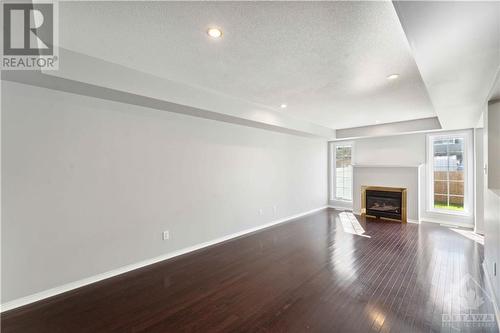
[450,228,484,245]
[339,212,371,238]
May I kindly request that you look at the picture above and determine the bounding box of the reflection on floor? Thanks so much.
[450,227,485,245]
[1,208,498,332]
[338,211,371,238]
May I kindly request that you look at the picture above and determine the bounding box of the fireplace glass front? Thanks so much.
[365,190,402,220]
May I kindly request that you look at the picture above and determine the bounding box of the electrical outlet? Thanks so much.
[273,205,277,215]
[258,208,263,216]
[162,230,170,241]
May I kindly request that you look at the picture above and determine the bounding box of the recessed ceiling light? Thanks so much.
[280,104,287,109]
[375,120,380,124]
[387,74,400,80]
[207,28,223,39]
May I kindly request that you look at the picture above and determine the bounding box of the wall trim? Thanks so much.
[327,205,352,211]
[475,228,485,235]
[0,206,329,313]
[420,217,474,229]
[482,262,500,328]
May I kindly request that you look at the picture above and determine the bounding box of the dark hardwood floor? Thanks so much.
[2,208,498,332]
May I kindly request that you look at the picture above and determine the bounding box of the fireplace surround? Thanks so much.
[361,186,407,223]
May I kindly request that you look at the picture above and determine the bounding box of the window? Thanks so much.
[333,143,353,201]
[427,131,472,214]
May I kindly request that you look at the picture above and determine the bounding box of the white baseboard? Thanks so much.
[421,217,474,229]
[0,206,328,313]
[327,200,353,211]
[482,262,500,328]
[327,205,352,211]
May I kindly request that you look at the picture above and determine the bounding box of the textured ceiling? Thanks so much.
[58,1,435,130]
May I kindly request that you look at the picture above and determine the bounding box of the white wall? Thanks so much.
[1,81,328,303]
[475,128,484,233]
[353,133,426,166]
[483,101,500,310]
[488,101,500,190]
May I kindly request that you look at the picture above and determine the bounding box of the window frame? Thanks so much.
[330,141,354,202]
[426,130,473,216]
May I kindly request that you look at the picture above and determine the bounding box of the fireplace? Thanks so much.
[361,186,407,223]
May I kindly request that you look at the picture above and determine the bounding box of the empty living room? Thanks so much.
[1,1,500,332]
